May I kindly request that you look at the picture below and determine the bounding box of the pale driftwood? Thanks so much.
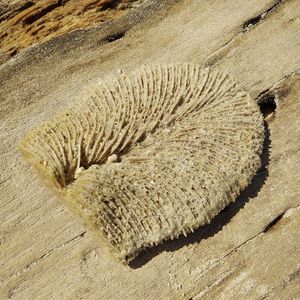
[0,0,299,299]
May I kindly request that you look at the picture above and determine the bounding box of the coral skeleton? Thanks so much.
[19,64,264,262]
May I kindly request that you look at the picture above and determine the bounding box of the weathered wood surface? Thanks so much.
[0,0,299,299]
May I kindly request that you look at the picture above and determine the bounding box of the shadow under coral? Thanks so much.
[129,122,271,269]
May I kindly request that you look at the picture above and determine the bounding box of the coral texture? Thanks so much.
[19,64,264,262]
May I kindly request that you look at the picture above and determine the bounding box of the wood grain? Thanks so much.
[0,0,299,299]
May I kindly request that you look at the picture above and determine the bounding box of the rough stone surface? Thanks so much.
[0,0,299,299]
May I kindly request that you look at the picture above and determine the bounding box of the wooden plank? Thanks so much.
[0,0,299,298]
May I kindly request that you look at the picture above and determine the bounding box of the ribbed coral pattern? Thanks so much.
[19,64,264,262]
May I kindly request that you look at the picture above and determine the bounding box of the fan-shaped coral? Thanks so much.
[19,64,264,262]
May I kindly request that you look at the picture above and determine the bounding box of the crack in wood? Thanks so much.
[242,0,285,31]
[263,212,285,233]
[258,263,300,299]
[189,204,300,299]
[190,268,235,300]
[4,231,86,283]
[204,0,287,67]
[255,69,300,116]
[256,69,299,99]
[101,30,126,43]
[22,0,64,25]
[0,177,11,186]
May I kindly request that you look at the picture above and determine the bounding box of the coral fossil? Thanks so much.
[19,64,264,262]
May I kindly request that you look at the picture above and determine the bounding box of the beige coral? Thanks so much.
[19,64,264,262]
